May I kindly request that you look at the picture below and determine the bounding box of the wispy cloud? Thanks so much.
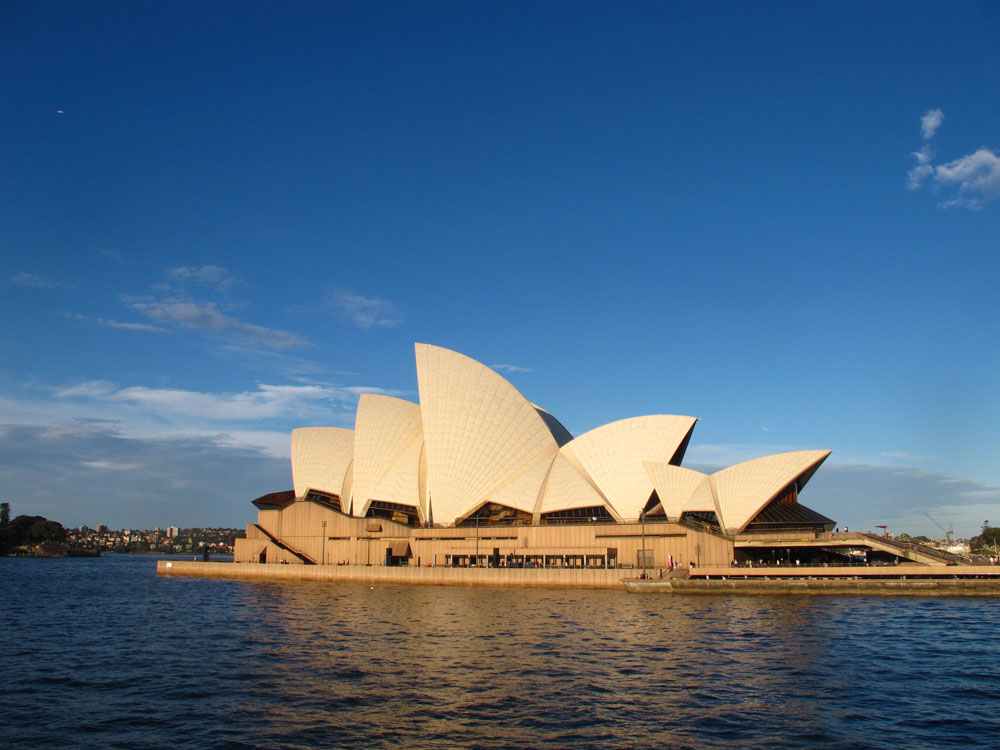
[341,385,409,397]
[685,442,803,467]
[0,422,289,527]
[52,377,405,430]
[804,464,1000,539]
[10,272,74,290]
[113,266,310,351]
[127,298,310,351]
[880,450,937,463]
[491,363,534,374]
[100,318,167,333]
[921,108,944,140]
[56,380,118,398]
[111,384,335,420]
[70,313,167,333]
[59,381,342,422]
[907,108,1000,209]
[81,460,139,471]
[328,288,403,329]
[166,265,240,295]
[100,249,127,265]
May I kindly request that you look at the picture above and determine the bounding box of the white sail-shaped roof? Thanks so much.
[561,415,698,521]
[351,394,423,516]
[643,462,713,520]
[415,343,561,526]
[371,428,424,515]
[290,427,354,500]
[710,450,831,532]
[481,452,556,519]
[538,452,616,517]
[683,477,718,515]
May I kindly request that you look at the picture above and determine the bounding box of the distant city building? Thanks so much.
[96,524,108,534]
[167,526,179,538]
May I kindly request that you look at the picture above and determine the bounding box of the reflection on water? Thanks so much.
[3,555,999,749]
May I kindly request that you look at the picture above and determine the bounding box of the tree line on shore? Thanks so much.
[0,502,68,554]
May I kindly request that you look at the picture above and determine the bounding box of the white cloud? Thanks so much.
[906,109,1000,208]
[912,144,933,165]
[10,272,74,289]
[491,364,534,374]
[328,288,403,329]
[128,299,311,351]
[907,163,934,190]
[933,148,1000,209]
[921,108,944,140]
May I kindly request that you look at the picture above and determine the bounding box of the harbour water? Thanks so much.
[3,555,999,749]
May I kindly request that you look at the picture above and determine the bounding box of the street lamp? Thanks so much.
[640,509,647,571]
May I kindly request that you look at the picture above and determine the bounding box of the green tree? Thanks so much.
[5,515,67,548]
[0,502,9,553]
[970,521,1000,554]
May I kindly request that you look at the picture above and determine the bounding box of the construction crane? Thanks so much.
[924,512,953,545]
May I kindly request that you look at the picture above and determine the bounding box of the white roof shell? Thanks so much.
[538,452,616,518]
[415,343,561,526]
[710,449,831,533]
[642,462,713,520]
[351,394,424,517]
[290,427,354,500]
[561,415,698,521]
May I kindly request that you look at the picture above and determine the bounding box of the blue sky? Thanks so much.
[2,2,998,537]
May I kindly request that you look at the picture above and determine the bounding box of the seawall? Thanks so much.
[625,578,1000,595]
[157,560,627,589]
[158,561,1000,594]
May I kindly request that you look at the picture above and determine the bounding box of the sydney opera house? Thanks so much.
[233,344,851,571]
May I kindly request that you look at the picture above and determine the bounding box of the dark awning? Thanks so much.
[252,489,295,510]
[390,541,410,557]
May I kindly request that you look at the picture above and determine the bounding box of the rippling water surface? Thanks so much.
[3,555,998,749]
